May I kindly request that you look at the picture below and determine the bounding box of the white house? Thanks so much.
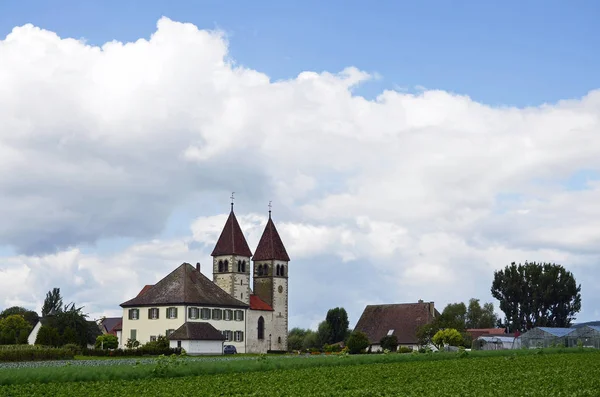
[167,322,226,355]
[119,204,290,354]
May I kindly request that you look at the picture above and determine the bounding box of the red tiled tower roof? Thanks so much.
[253,215,290,261]
[211,210,253,257]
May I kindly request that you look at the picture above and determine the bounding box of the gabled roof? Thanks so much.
[354,302,437,345]
[100,317,123,333]
[211,210,253,257]
[536,327,576,337]
[120,263,249,308]
[167,322,226,341]
[253,215,290,261]
[250,294,274,311]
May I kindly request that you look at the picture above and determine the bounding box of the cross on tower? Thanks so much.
[268,201,272,218]
[230,192,235,211]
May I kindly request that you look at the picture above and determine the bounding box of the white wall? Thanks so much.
[169,340,223,355]
[246,309,273,353]
[28,321,42,345]
[121,305,248,353]
[121,305,186,347]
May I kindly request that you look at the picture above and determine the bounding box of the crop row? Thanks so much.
[2,352,600,396]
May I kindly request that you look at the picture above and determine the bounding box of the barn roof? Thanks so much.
[354,302,438,345]
[120,263,248,308]
[167,322,225,341]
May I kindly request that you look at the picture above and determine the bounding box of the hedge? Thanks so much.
[80,347,182,357]
[0,347,74,362]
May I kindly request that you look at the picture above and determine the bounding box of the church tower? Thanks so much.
[211,200,252,305]
[252,207,290,351]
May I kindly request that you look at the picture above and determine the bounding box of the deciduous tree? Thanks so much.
[42,288,63,317]
[0,314,32,344]
[432,328,463,349]
[325,307,349,344]
[491,261,581,331]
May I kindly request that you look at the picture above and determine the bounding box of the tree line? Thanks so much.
[288,307,351,352]
[416,298,499,348]
[0,287,99,348]
[416,261,582,349]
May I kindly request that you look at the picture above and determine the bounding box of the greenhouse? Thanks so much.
[472,335,519,350]
[567,326,600,349]
[518,327,576,349]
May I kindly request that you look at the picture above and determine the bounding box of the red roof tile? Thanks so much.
[137,285,154,297]
[250,294,274,311]
[253,216,290,261]
[466,328,506,340]
[211,211,253,257]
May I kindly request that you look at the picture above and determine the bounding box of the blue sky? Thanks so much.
[1,1,600,328]
[2,0,599,106]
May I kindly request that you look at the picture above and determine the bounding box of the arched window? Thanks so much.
[224,260,229,272]
[237,260,242,272]
[276,264,280,276]
[258,265,263,276]
[218,260,223,273]
[242,261,246,273]
[280,266,285,277]
[278,336,282,344]
[258,316,265,340]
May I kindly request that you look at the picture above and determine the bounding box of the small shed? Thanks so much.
[519,327,576,349]
[167,322,225,355]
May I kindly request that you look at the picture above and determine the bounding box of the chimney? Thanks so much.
[429,302,435,317]
[196,262,201,272]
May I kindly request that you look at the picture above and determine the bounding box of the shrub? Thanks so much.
[142,335,169,350]
[62,343,82,355]
[380,335,398,352]
[346,331,370,354]
[323,344,342,353]
[398,346,413,354]
[95,334,119,350]
[35,326,61,347]
[126,338,140,349]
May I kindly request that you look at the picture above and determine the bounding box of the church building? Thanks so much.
[119,203,290,354]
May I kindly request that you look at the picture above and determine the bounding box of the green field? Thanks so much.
[1,350,599,396]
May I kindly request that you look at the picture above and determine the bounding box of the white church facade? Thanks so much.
[119,205,290,354]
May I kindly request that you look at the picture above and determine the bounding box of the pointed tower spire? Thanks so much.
[253,206,290,261]
[211,195,252,257]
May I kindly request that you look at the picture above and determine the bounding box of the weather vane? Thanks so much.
[268,201,272,218]
[230,192,235,211]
